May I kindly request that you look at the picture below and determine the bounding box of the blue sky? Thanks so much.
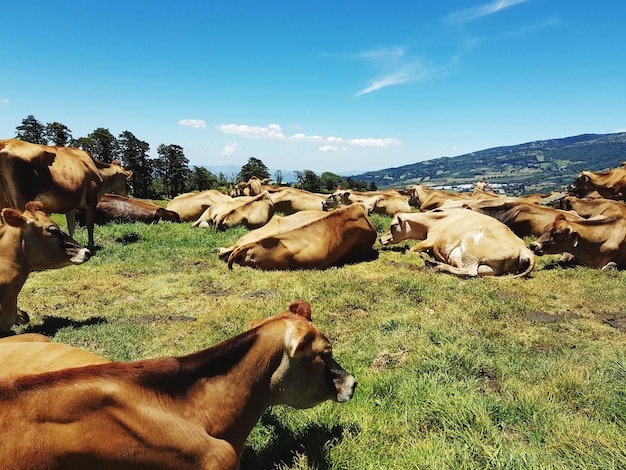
[1,1,624,175]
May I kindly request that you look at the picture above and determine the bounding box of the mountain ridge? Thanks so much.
[349,132,626,192]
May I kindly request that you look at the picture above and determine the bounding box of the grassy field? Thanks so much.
[14,213,626,469]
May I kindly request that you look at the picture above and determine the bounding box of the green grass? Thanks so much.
[15,214,626,469]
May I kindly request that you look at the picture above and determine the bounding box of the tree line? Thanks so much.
[11,115,375,199]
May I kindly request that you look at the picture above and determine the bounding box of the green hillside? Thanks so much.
[352,132,626,193]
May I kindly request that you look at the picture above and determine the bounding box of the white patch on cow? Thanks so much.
[472,231,485,244]
[448,246,464,267]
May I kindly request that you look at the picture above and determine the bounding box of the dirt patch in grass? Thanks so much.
[525,311,566,323]
[134,314,196,323]
[371,348,409,372]
[596,312,626,332]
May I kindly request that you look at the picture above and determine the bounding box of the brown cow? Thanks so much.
[547,194,626,219]
[0,138,133,249]
[379,208,535,278]
[221,204,378,270]
[165,190,232,221]
[0,300,356,470]
[0,202,91,332]
[76,193,180,225]
[530,214,626,270]
[464,200,588,238]
[232,176,266,196]
[567,167,626,200]
[192,191,275,230]
[267,187,329,214]
[405,184,473,210]
[322,190,411,215]
[0,334,109,373]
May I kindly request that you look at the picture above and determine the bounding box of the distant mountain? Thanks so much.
[349,132,626,192]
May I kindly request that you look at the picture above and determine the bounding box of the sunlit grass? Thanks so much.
[18,214,626,469]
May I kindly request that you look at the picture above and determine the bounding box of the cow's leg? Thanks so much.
[423,259,478,277]
[66,209,78,238]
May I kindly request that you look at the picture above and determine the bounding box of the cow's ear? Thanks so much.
[1,208,27,228]
[288,329,315,357]
[289,300,312,320]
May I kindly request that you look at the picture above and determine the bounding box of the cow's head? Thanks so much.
[566,171,592,198]
[2,201,91,269]
[322,192,345,211]
[530,214,575,256]
[104,162,134,197]
[251,300,356,408]
[380,212,409,245]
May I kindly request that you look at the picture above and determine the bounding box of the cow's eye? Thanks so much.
[320,349,332,360]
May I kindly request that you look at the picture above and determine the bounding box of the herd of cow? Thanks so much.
[1,137,625,468]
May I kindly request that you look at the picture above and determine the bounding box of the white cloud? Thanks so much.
[216,123,286,140]
[354,72,413,97]
[0,98,9,105]
[348,138,402,148]
[215,123,402,149]
[221,142,238,155]
[179,118,207,128]
[358,47,406,61]
[445,0,528,25]
[289,133,325,143]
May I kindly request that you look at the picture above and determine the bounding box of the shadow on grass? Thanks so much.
[241,412,353,470]
[20,316,108,337]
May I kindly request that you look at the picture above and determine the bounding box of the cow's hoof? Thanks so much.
[15,309,30,325]
[601,262,618,271]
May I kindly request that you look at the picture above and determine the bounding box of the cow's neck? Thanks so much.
[173,327,284,453]
[0,225,28,331]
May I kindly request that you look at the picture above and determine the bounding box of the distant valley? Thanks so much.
[204,132,626,193]
[349,132,626,192]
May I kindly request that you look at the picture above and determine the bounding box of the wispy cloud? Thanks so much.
[179,118,207,128]
[221,142,238,155]
[507,17,562,36]
[351,46,455,97]
[216,123,401,149]
[354,73,413,97]
[0,98,9,105]
[444,0,529,25]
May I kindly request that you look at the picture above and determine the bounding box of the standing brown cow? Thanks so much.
[0,202,91,332]
[0,138,133,249]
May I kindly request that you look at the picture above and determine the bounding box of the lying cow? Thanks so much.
[266,187,329,214]
[76,193,180,225]
[232,176,268,196]
[322,190,411,215]
[0,138,133,249]
[192,191,275,230]
[405,184,471,210]
[0,202,91,332]
[380,208,536,277]
[530,214,626,270]
[547,194,626,219]
[220,204,378,270]
[464,200,588,238]
[0,300,356,470]
[567,167,626,200]
[165,190,232,221]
